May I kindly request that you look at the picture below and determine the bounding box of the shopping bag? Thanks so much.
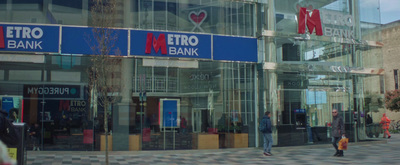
[338,138,348,150]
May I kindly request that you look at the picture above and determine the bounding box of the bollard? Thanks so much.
[9,123,28,165]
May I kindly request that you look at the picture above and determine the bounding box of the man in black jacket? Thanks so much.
[0,109,8,124]
[0,110,8,133]
[331,109,345,157]
[29,123,41,151]
[0,109,20,147]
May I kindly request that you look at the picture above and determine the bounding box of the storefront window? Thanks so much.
[275,36,354,67]
[266,71,354,146]
[131,60,256,150]
[0,55,100,151]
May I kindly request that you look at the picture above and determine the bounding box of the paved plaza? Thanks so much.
[27,134,399,165]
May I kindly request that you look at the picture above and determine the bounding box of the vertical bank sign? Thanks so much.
[0,24,60,53]
[130,30,212,60]
[298,7,355,39]
[298,7,323,36]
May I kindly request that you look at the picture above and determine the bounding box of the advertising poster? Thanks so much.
[2,97,14,115]
[7,148,17,160]
[159,99,180,128]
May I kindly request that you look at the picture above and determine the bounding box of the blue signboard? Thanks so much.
[160,99,180,128]
[0,23,258,62]
[294,109,306,113]
[62,26,128,56]
[131,30,212,60]
[213,35,257,62]
[2,97,14,116]
[0,24,59,53]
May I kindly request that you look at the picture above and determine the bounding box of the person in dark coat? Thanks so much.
[366,114,373,125]
[0,110,8,129]
[331,109,345,157]
[366,114,373,137]
[29,123,41,151]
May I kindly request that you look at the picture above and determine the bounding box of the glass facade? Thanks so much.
[0,0,384,151]
[260,0,384,145]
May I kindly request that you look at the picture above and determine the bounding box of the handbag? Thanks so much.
[338,137,348,150]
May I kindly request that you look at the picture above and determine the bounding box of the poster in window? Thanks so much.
[159,99,180,128]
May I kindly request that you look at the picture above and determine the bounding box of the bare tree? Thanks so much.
[87,0,120,164]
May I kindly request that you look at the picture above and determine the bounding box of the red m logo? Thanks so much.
[145,33,167,54]
[298,7,323,36]
[59,100,70,112]
[0,26,5,48]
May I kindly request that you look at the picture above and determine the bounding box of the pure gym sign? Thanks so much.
[23,85,82,99]
[298,7,355,39]
[0,24,59,53]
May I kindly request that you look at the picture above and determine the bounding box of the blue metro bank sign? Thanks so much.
[0,24,60,53]
[131,30,212,59]
[0,23,257,62]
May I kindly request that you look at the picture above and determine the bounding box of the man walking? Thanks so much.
[260,111,272,156]
[331,109,345,157]
[379,113,391,138]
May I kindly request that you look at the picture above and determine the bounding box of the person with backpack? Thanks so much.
[259,111,272,156]
[0,109,20,147]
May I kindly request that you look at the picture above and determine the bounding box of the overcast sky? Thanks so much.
[380,0,400,24]
[359,0,400,24]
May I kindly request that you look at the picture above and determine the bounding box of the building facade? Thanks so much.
[0,0,384,151]
[381,20,400,123]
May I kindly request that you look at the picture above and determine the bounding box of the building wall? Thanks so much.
[382,21,400,122]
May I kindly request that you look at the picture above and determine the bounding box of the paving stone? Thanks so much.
[26,135,399,165]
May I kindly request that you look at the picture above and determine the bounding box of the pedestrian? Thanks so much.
[9,108,19,123]
[379,113,391,138]
[29,123,41,151]
[366,114,373,125]
[260,111,273,156]
[0,109,20,147]
[180,116,187,133]
[366,114,373,137]
[331,109,345,157]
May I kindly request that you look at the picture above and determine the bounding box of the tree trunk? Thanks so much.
[104,101,109,165]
